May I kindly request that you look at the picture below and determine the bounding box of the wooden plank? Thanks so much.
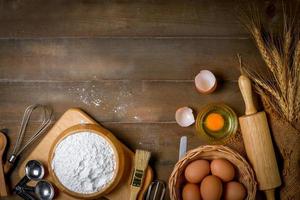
[0,38,263,81]
[0,0,247,38]
[0,81,245,123]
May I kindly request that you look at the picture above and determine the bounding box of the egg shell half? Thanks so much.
[195,70,217,94]
[175,107,195,127]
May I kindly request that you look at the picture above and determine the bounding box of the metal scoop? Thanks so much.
[23,180,55,200]
[14,160,54,200]
[34,180,55,200]
[17,160,45,187]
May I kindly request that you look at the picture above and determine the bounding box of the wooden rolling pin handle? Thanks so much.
[265,189,275,200]
[3,161,13,174]
[238,75,257,115]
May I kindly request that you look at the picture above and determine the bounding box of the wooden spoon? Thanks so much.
[0,132,8,196]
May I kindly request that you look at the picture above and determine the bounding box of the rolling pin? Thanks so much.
[238,75,281,200]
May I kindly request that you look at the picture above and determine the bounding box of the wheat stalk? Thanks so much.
[241,63,288,116]
[294,41,300,118]
[239,0,300,127]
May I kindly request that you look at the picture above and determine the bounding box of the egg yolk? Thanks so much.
[205,113,224,132]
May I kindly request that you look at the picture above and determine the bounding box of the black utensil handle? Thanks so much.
[16,191,36,200]
[23,185,35,193]
[17,175,30,187]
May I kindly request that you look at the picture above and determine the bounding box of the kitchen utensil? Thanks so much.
[0,132,8,196]
[34,180,55,200]
[145,180,166,200]
[48,124,125,199]
[145,135,183,200]
[16,160,45,188]
[4,104,53,174]
[16,180,55,200]
[195,103,238,142]
[179,136,187,160]
[15,160,54,200]
[14,190,36,200]
[23,180,55,200]
[130,150,151,200]
[238,75,281,200]
[19,108,153,200]
[169,145,257,200]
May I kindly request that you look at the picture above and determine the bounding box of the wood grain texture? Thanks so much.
[0,81,244,123]
[0,0,294,199]
[239,113,281,190]
[0,0,247,38]
[0,132,8,197]
[238,75,258,115]
[239,75,281,193]
[0,38,262,81]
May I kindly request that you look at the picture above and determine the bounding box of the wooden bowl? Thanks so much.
[48,124,125,199]
[168,145,257,200]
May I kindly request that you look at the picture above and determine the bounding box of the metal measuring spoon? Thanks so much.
[25,160,45,180]
[34,180,55,200]
[23,180,55,200]
[17,160,45,187]
[14,160,46,200]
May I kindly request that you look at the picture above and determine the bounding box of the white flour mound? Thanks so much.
[51,132,116,194]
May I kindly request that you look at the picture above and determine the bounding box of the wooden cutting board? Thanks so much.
[19,108,153,200]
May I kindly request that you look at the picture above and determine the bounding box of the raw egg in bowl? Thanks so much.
[195,104,238,143]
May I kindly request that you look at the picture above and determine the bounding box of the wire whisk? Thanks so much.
[4,104,53,174]
[145,180,166,200]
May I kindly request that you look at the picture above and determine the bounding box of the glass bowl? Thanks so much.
[195,103,238,143]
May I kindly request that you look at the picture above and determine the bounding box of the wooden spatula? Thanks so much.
[0,132,8,197]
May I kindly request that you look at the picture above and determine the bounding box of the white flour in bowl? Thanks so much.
[51,132,116,194]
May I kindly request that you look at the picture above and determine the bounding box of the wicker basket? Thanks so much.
[168,145,256,200]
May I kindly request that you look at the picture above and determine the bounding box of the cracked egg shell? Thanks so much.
[195,70,217,94]
[175,107,195,127]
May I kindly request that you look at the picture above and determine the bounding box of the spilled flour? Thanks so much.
[51,132,116,194]
[68,86,103,107]
[68,84,133,114]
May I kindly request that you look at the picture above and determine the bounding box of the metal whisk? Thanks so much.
[4,104,53,173]
[145,180,166,200]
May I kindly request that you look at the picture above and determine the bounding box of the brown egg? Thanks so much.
[182,183,202,200]
[200,175,223,200]
[210,159,235,182]
[224,181,247,200]
[184,160,210,183]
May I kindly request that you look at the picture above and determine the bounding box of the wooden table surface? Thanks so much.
[0,0,289,199]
